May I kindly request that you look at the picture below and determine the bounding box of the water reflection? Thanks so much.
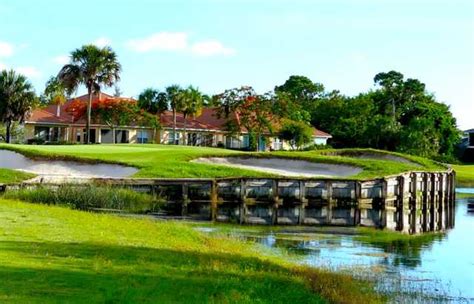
[210,193,474,301]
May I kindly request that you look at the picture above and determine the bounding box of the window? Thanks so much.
[34,126,50,141]
[168,132,180,144]
[137,130,149,144]
[469,133,474,147]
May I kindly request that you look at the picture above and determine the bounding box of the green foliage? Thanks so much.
[3,185,163,213]
[0,69,37,143]
[40,76,68,106]
[278,120,313,150]
[311,71,459,158]
[137,87,169,114]
[57,44,121,144]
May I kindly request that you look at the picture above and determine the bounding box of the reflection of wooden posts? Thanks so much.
[210,180,218,221]
[298,180,306,224]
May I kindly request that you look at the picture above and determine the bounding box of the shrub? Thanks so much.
[2,185,164,213]
[278,120,313,150]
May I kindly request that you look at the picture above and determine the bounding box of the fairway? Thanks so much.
[0,144,444,179]
[452,164,474,187]
[0,199,381,303]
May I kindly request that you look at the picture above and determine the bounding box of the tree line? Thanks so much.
[0,44,460,159]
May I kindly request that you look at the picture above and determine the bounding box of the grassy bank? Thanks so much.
[0,144,444,179]
[452,164,474,187]
[0,168,34,184]
[0,199,383,303]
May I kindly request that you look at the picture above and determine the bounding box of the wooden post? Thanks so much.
[380,178,388,229]
[181,183,189,216]
[271,179,278,225]
[354,181,361,226]
[410,172,418,234]
[210,180,218,221]
[326,181,334,224]
[239,179,246,224]
[298,180,306,225]
[397,175,405,232]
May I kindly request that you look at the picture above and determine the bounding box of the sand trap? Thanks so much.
[193,157,362,177]
[0,149,138,179]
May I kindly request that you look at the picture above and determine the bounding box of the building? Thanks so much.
[24,93,332,150]
[460,129,474,162]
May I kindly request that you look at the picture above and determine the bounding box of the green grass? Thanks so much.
[355,227,444,244]
[452,164,474,187]
[0,144,445,179]
[0,199,383,303]
[0,168,34,184]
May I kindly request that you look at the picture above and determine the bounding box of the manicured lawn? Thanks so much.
[0,144,445,179]
[452,164,474,187]
[0,199,382,303]
[0,168,34,184]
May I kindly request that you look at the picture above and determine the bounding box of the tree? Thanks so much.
[0,70,37,143]
[138,88,168,114]
[58,45,121,144]
[278,120,313,150]
[165,84,184,145]
[92,98,136,144]
[179,86,203,145]
[41,76,68,117]
[214,87,275,151]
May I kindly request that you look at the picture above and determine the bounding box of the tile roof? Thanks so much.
[27,93,332,138]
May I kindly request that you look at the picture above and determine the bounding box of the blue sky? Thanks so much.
[0,0,472,129]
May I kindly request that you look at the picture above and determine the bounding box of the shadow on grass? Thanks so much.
[0,240,325,304]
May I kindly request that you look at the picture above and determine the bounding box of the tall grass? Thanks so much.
[2,185,163,213]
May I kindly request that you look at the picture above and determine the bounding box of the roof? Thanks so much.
[26,92,136,125]
[27,93,332,138]
[464,129,474,133]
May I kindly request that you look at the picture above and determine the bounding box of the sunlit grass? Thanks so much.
[452,164,474,187]
[0,168,34,184]
[0,144,444,179]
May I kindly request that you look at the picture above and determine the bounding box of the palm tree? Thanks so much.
[179,86,204,145]
[42,76,68,117]
[0,70,36,143]
[138,88,168,114]
[165,84,183,145]
[57,45,121,144]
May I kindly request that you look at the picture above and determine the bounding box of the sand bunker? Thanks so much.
[0,149,138,179]
[194,157,362,177]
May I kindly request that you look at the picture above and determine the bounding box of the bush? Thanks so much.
[278,120,314,150]
[2,185,164,213]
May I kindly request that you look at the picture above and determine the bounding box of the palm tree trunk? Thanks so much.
[86,87,93,144]
[112,126,116,144]
[183,114,187,146]
[172,109,177,145]
[5,121,11,144]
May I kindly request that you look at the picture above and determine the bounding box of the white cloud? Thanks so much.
[0,41,14,57]
[93,37,111,48]
[126,32,236,57]
[191,40,236,56]
[16,66,41,78]
[126,32,188,52]
[53,55,70,65]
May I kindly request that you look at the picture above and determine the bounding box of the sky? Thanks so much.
[0,0,473,129]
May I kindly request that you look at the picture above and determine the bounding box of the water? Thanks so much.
[0,149,137,178]
[204,192,474,302]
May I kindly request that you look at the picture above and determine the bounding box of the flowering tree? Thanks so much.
[215,86,275,151]
[66,97,159,143]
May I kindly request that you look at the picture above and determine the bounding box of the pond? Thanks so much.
[200,191,474,302]
[0,149,138,179]
[193,157,362,177]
